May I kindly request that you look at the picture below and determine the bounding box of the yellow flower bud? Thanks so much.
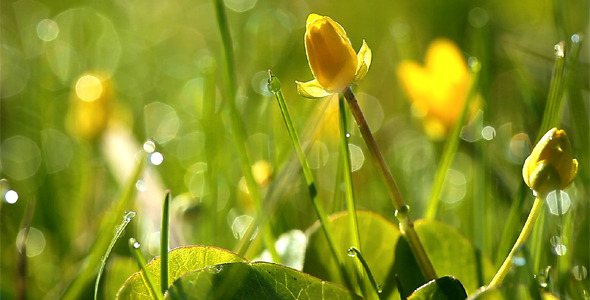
[297,14,372,98]
[522,128,578,196]
[305,14,358,92]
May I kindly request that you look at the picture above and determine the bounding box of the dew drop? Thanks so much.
[345,133,351,138]
[347,248,356,257]
[376,284,383,293]
[554,244,567,256]
[535,273,548,288]
[214,265,223,273]
[133,241,141,249]
[267,71,281,94]
[143,140,156,153]
[124,211,136,222]
[571,34,581,43]
[573,265,588,281]
[554,43,565,57]
[394,205,410,220]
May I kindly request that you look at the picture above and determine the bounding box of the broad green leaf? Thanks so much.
[117,245,246,299]
[407,276,467,299]
[467,284,557,299]
[395,219,495,297]
[303,210,401,299]
[165,261,361,299]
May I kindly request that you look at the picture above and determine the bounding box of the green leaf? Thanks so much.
[296,79,332,98]
[303,210,401,298]
[165,261,361,299]
[117,245,246,299]
[395,219,495,297]
[408,276,467,300]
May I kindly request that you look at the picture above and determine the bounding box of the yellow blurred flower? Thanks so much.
[522,128,578,196]
[397,38,470,139]
[296,13,372,98]
[66,73,112,140]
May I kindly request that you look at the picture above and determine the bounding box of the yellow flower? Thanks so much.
[296,14,372,98]
[522,128,578,196]
[397,39,470,139]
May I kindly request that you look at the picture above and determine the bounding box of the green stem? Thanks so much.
[488,195,545,289]
[342,86,437,281]
[129,238,164,300]
[212,0,279,263]
[160,191,170,294]
[268,72,354,288]
[424,59,481,219]
[338,98,361,250]
[339,96,365,292]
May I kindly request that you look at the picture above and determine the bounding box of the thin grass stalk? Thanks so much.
[338,96,365,293]
[267,72,354,288]
[424,59,481,219]
[537,41,566,141]
[63,158,145,300]
[129,238,164,300]
[160,191,170,294]
[348,247,382,300]
[212,0,279,262]
[342,86,437,281]
[94,211,136,300]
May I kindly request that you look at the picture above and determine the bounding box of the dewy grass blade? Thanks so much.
[160,191,171,294]
[424,58,481,219]
[338,97,365,293]
[536,41,566,141]
[338,98,361,252]
[348,247,382,300]
[212,0,279,262]
[63,157,145,300]
[94,211,136,300]
[129,238,164,300]
[268,71,354,289]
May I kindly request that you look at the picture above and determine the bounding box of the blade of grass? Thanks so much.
[212,0,279,263]
[424,58,481,219]
[348,247,382,300]
[338,96,366,293]
[160,191,170,294]
[129,238,164,300]
[338,97,361,252]
[94,211,136,300]
[267,71,354,289]
[536,41,566,141]
[62,157,145,300]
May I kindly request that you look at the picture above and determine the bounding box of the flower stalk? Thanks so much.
[488,196,544,289]
[342,86,437,281]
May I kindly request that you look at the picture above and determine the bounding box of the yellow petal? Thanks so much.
[353,40,372,83]
[304,14,358,92]
[296,79,333,98]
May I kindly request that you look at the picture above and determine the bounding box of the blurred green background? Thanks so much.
[1,0,588,298]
